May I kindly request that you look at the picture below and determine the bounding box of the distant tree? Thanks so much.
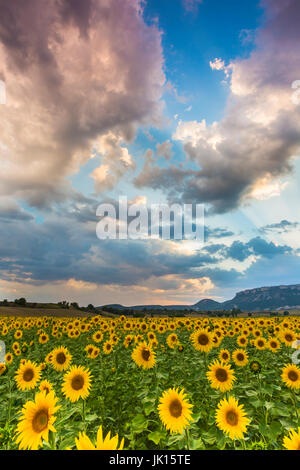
[15,297,26,306]
[87,304,95,312]
[231,308,241,317]
[2,299,8,306]
[71,302,79,310]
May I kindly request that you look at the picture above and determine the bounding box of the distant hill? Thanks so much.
[221,284,300,311]
[100,283,300,312]
[193,299,224,310]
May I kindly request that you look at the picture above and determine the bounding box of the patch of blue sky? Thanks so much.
[17,199,44,224]
[144,0,264,124]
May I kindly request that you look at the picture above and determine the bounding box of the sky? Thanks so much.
[0,0,300,307]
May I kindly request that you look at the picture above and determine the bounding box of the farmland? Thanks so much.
[0,314,299,450]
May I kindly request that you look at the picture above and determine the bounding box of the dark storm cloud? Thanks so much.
[0,202,295,291]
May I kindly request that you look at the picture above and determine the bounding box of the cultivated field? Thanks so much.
[0,314,299,450]
[0,307,91,317]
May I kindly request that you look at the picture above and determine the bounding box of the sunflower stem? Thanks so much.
[49,430,56,450]
[240,438,246,450]
[6,377,12,426]
[291,389,299,423]
[185,428,190,450]
[82,399,86,431]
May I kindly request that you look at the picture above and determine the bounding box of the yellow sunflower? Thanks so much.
[85,344,95,358]
[45,352,53,364]
[15,360,41,391]
[103,340,113,355]
[158,387,193,434]
[15,391,60,450]
[206,360,236,392]
[62,365,92,402]
[283,427,300,450]
[92,331,103,343]
[5,352,13,364]
[38,333,49,344]
[281,364,300,390]
[192,329,214,353]
[232,349,248,367]
[219,349,231,363]
[39,379,53,395]
[51,346,72,372]
[268,337,280,352]
[215,396,250,440]
[131,342,156,369]
[166,333,178,349]
[75,425,124,450]
[91,347,100,359]
[237,335,248,348]
[280,329,296,347]
[254,337,266,350]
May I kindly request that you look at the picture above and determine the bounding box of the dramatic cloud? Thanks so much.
[204,226,235,241]
[259,219,299,234]
[226,237,292,262]
[135,0,300,213]
[0,0,165,206]
[0,198,34,222]
[156,140,174,161]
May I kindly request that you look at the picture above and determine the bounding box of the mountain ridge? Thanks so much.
[99,283,300,312]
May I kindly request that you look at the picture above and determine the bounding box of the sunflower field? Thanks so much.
[0,314,299,451]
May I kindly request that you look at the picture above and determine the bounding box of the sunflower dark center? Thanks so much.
[288,370,298,382]
[71,374,85,390]
[32,409,49,433]
[270,342,277,348]
[258,341,264,347]
[226,410,238,426]
[56,352,67,364]
[198,334,209,345]
[142,348,151,361]
[285,334,293,342]
[215,368,228,382]
[237,353,244,361]
[169,399,182,418]
[23,368,34,382]
[222,353,229,360]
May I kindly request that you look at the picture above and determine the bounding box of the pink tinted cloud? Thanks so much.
[0,0,165,207]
